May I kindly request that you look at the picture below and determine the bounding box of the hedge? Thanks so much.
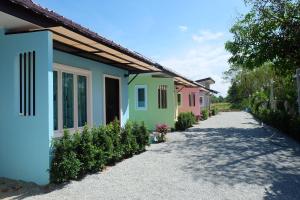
[175,112,196,131]
[50,120,149,183]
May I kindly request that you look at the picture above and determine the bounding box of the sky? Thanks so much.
[35,0,248,96]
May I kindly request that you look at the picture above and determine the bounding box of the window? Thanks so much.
[158,85,167,109]
[200,96,204,105]
[177,93,182,106]
[135,85,147,110]
[189,92,196,107]
[53,64,91,136]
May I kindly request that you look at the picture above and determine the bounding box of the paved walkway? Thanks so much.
[1,112,300,200]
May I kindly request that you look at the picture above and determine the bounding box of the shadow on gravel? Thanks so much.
[154,126,300,200]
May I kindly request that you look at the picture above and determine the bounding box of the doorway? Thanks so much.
[104,76,120,124]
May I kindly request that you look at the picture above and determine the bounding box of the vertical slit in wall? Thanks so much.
[28,52,31,116]
[24,52,27,116]
[33,51,36,116]
[19,53,23,114]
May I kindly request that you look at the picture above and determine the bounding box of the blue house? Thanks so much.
[0,0,160,184]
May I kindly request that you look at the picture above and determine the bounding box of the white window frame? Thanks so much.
[177,92,182,107]
[53,63,93,138]
[135,85,147,110]
[103,74,122,125]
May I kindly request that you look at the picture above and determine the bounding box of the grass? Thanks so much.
[211,103,233,112]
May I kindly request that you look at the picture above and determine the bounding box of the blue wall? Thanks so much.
[0,30,53,185]
[53,50,129,127]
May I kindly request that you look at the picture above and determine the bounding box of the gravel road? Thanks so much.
[1,112,300,200]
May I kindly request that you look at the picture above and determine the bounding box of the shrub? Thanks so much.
[73,126,99,175]
[156,123,168,142]
[289,117,300,139]
[175,112,196,131]
[212,108,219,116]
[121,121,138,157]
[132,121,149,152]
[50,130,81,183]
[92,126,113,165]
[201,109,209,120]
[106,120,123,163]
[50,120,150,184]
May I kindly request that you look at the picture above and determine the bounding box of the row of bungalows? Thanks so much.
[128,66,212,130]
[0,0,216,185]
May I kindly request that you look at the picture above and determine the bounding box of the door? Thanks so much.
[105,76,120,124]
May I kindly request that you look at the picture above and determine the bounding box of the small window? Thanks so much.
[189,92,196,107]
[135,85,147,110]
[158,85,167,109]
[177,93,182,106]
[200,96,204,105]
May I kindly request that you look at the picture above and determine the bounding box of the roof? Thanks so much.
[1,0,161,72]
[195,77,215,84]
[155,64,198,87]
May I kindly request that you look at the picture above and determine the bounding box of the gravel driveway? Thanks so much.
[1,112,300,200]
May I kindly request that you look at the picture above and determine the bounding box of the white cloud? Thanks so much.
[178,25,188,32]
[192,30,224,43]
[159,31,230,96]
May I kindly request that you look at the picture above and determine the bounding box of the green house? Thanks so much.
[128,71,199,130]
[129,73,176,130]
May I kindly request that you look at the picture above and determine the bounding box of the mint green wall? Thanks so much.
[129,74,176,130]
[0,30,53,185]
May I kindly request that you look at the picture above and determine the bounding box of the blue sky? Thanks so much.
[35,0,247,96]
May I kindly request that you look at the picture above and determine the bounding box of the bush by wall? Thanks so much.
[201,109,209,120]
[175,112,196,131]
[50,120,149,184]
[211,108,219,116]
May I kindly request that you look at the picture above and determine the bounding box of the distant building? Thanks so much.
[195,78,218,110]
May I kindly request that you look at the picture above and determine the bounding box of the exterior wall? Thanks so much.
[0,30,53,185]
[129,74,176,130]
[177,86,201,118]
[199,90,210,110]
[53,50,129,127]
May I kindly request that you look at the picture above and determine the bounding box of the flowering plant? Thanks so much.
[155,124,168,142]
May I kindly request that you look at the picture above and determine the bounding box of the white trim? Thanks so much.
[135,85,147,110]
[53,63,92,137]
[103,74,122,125]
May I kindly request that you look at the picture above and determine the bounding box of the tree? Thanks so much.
[226,0,300,74]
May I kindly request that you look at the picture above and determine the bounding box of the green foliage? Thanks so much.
[92,126,113,165]
[106,120,123,163]
[175,112,196,131]
[211,95,226,103]
[50,120,149,184]
[201,109,209,120]
[226,0,300,74]
[121,121,138,158]
[211,103,232,112]
[211,108,219,116]
[132,121,149,152]
[50,130,81,183]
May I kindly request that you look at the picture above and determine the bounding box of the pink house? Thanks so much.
[176,85,201,120]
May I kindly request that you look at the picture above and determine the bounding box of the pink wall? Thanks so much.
[177,86,201,118]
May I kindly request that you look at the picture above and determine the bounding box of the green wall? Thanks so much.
[129,74,176,130]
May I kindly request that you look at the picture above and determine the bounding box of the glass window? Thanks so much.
[78,75,87,127]
[189,93,196,107]
[158,85,167,109]
[136,86,147,109]
[63,72,74,129]
[177,93,182,106]
[53,71,58,130]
